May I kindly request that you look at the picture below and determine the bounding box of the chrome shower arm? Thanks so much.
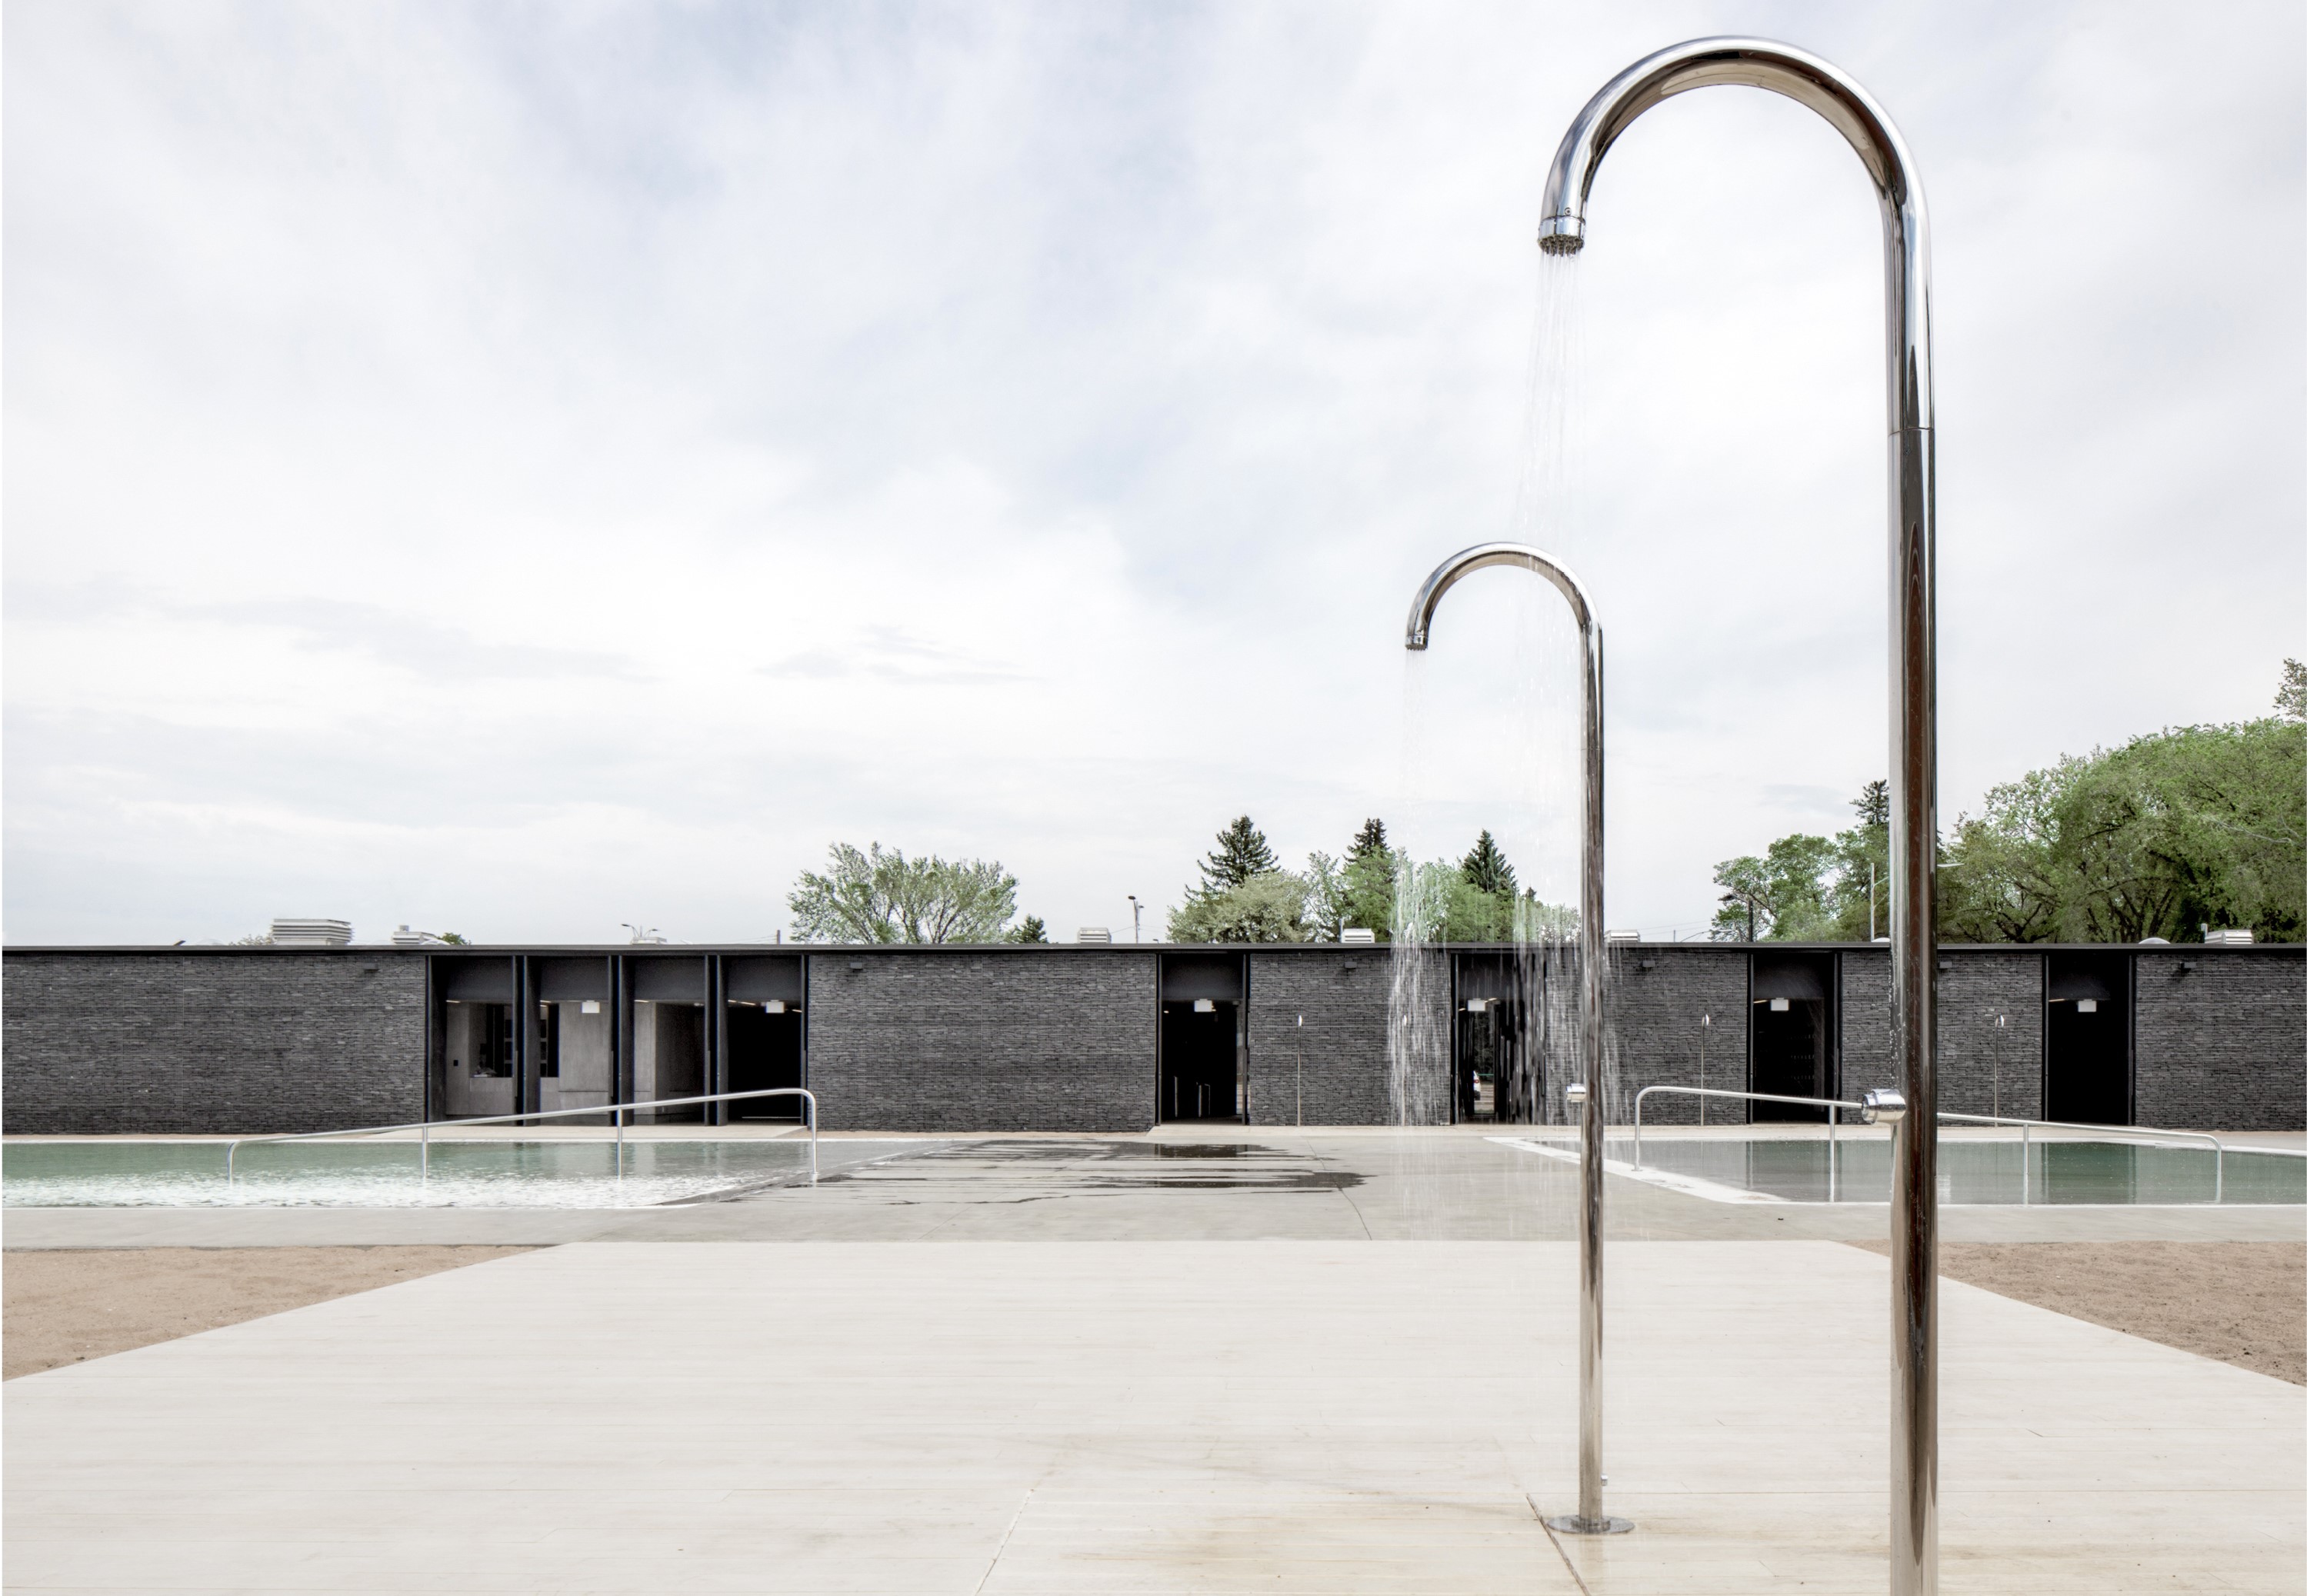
[1405,539,1612,1535]
[1532,35,1942,1592]
[1404,541,1597,651]
[1535,36,1932,432]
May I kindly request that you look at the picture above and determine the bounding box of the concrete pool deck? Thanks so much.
[6,1131,2303,1592]
[8,1238,2301,1594]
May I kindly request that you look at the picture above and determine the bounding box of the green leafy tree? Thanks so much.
[1342,818,1399,938]
[788,842,1018,944]
[2279,658,2307,722]
[1302,851,1348,941]
[1459,830,1517,895]
[1825,782,1891,940]
[439,931,468,946]
[1005,915,1049,944]
[1199,816,1279,892]
[1167,871,1309,943]
[1710,833,1839,941]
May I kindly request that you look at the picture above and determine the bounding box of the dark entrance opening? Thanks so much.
[1749,951,1835,1121]
[2044,951,2131,1125]
[1161,1001,1238,1121]
[1453,951,1542,1124]
[725,1004,805,1119]
[723,956,807,1121]
[1159,952,1244,1123]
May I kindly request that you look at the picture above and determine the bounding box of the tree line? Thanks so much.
[1712,661,2305,944]
[1165,815,1569,944]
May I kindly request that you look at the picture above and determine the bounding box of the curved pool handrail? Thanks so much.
[224,1087,818,1188]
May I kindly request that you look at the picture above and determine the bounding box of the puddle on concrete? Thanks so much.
[822,1139,1362,1193]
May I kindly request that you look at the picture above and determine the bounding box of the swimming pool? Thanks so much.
[1,1138,815,1208]
[1565,1135,2307,1205]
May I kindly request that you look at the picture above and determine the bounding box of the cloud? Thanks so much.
[5,0,2300,945]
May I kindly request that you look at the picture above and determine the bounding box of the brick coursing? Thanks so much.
[803,948,1158,1132]
[4,943,2299,1134]
[2,951,426,1135]
[1245,949,1392,1126]
[1604,945,1752,1125]
[2135,948,2305,1132]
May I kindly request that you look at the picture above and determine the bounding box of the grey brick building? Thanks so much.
[3,940,2299,1135]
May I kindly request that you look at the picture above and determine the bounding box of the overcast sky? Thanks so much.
[6,1,2301,946]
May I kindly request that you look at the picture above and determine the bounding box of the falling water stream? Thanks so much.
[1386,254,1637,1161]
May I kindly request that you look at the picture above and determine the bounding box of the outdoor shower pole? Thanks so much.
[1536,38,1940,1591]
[1408,541,1624,1535]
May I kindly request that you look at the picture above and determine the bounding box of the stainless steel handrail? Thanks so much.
[1631,1088,2293,1204]
[223,1088,818,1188]
[1631,1085,1866,1171]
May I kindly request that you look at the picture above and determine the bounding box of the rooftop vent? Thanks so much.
[1605,929,1640,944]
[2203,928,2255,946]
[391,925,448,947]
[1341,928,1377,945]
[1076,927,1112,944]
[271,918,352,946]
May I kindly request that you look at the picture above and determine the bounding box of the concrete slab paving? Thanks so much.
[6,1239,2300,1593]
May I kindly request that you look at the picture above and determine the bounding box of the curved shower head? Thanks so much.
[1404,541,1598,651]
[1537,36,1923,257]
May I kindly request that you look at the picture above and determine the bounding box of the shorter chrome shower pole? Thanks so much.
[1408,541,1627,1535]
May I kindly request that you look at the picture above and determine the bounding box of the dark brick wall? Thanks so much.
[2135,947,2305,1131]
[1605,945,1750,1125]
[2,951,426,1135]
[1934,950,2045,1120]
[804,948,1158,1132]
[5,943,2297,1134]
[1839,948,1896,1100]
[1245,948,1392,1125]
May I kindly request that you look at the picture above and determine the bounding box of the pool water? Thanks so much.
[2,1139,813,1208]
[1613,1137,2306,1205]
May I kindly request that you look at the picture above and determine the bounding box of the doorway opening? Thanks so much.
[726,1002,805,1119]
[1159,952,1245,1123]
[1749,951,1835,1121]
[2044,951,2131,1125]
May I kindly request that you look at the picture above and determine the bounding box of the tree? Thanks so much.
[1167,871,1309,943]
[2279,658,2307,723]
[1302,851,1348,942]
[1852,779,1889,830]
[1005,915,1048,944]
[1342,818,1399,938]
[1199,816,1279,893]
[439,931,468,946]
[1710,833,1838,941]
[1459,830,1517,895]
[788,843,1018,944]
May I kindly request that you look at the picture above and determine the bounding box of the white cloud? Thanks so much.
[5,0,2300,945]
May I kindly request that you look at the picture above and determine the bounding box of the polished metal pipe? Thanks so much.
[1406,540,1626,1536]
[1537,36,1939,1591]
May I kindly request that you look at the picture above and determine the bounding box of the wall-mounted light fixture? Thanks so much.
[1193,998,1216,1014]
[1466,998,1492,1014]
[765,1000,786,1015]
[2075,998,2098,1014]
[580,1001,602,1015]
[1769,997,1791,1012]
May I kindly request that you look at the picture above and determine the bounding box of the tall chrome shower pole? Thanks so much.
[1407,541,1626,1536]
[1535,38,1939,1592]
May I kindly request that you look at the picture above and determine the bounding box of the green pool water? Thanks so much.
[1616,1136,2306,1205]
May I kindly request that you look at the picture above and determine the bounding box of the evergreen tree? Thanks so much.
[1852,779,1890,830]
[1459,830,1517,895]
[1342,818,1398,938]
[1199,816,1279,893]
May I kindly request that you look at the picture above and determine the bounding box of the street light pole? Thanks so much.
[1127,895,1143,943]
